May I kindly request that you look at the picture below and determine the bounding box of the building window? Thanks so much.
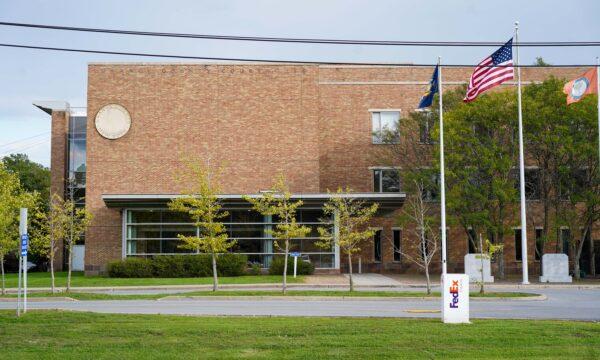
[373,230,382,262]
[421,172,440,201]
[373,169,401,192]
[467,228,477,254]
[392,229,401,262]
[372,111,400,144]
[512,168,541,200]
[66,115,87,207]
[514,229,522,261]
[560,228,571,256]
[125,209,335,268]
[535,228,543,261]
[419,114,435,144]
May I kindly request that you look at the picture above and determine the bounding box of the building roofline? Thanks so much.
[32,101,70,115]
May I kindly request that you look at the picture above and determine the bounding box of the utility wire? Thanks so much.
[0,21,599,47]
[0,43,598,67]
[0,131,49,149]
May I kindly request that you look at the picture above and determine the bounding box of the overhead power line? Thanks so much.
[1,21,599,47]
[0,42,598,67]
[0,131,49,149]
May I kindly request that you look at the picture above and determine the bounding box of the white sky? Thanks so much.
[1,0,599,166]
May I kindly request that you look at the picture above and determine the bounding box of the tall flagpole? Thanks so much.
[596,56,599,164]
[438,56,447,275]
[515,21,529,284]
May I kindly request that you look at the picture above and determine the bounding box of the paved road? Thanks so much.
[2,288,599,320]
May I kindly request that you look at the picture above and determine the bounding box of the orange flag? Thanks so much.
[563,68,598,105]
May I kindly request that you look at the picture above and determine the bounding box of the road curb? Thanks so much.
[157,294,546,302]
[0,297,78,302]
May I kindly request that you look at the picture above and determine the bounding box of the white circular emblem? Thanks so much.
[570,77,589,99]
[95,104,131,139]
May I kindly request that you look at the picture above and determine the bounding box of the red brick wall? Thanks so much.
[49,110,68,270]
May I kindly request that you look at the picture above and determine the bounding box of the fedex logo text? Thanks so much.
[449,280,459,308]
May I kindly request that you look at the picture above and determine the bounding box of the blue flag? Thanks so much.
[418,65,439,109]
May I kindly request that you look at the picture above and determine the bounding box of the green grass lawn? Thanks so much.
[0,290,537,301]
[0,311,598,359]
[1,271,304,288]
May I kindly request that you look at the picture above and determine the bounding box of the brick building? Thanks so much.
[34,62,598,276]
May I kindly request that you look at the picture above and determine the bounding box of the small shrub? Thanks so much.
[268,256,315,275]
[247,263,262,275]
[107,257,153,278]
[106,254,248,278]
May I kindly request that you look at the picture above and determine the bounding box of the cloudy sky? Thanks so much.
[1,0,599,166]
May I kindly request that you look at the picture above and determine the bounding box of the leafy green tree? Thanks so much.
[168,161,235,292]
[0,162,36,294]
[444,90,518,278]
[244,175,310,294]
[316,187,378,292]
[30,194,70,293]
[2,154,50,203]
[64,199,92,291]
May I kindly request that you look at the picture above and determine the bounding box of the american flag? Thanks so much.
[464,39,514,102]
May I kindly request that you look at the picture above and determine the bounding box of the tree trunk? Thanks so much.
[479,234,485,295]
[211,252,218,292]
[0,255,5,296]
[424,263,431,295]
[67,244,73,292]
[573,229,588,280]
[347,252,354,292]
[282,239,289,295]
[50,251,56,294]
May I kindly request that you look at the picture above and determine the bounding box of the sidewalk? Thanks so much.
[3,273,599,295]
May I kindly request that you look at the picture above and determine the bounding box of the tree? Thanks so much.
[316,187,378,292]
[0,162,36,295]
[475,234,503,295]
[30,194,69,293]
[168,161,235,292]
[2,154,50,204]
[444,90,518,279]
[244,175,310,294]
[393,180,440,294]
[64,199,92,291]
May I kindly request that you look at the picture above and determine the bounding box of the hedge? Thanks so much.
[268,255,315,275]
[107,254,247,278]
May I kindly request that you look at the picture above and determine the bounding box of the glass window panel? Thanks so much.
[162,239,190,253]
[381,169,400,192]
[231,239,263,253]
[128,225,161,239]
[302,239,329,252]
[230,209,263,223]
[161,225,196,239]
[372,112,382,143]
[393,230,401,262]
[374,230,382,262]
[69,139,86,173]
[69,116,87,136]
[515,229,522,261]
[229,224,264,238]
[535,228,543,261]
[373,169,382,192]
[161,211,192,223]
[130,210,162,223]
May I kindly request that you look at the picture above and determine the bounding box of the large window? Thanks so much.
[67,116,87,206]
[125,209,334,268]
[514,229,522,261]
[373,230,382,262]
[372,111,400,144]
[392,229,401,262]
[373,169,401,193]
[535,228,544,261]
[560,228,571,256]
[512,168,541,200]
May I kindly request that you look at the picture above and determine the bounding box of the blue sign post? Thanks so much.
[20,234,28,256]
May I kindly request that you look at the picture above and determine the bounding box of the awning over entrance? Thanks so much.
[102,193,405,210]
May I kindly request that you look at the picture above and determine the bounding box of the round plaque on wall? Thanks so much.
[94,104,131,139]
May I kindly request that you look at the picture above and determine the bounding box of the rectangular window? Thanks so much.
[373,169,401,193]
[535,228,543,261]
[419,115,435,144]
[373,230,382,262]
[421,172,440,201]
[372,111,400,144]
[467,228,477,254]
[512,168,541,200]
[560,228,571,256]
[393,229,401,262]
[515,229,522,261]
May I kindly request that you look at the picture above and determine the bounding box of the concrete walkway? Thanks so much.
[343,273,403,287]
